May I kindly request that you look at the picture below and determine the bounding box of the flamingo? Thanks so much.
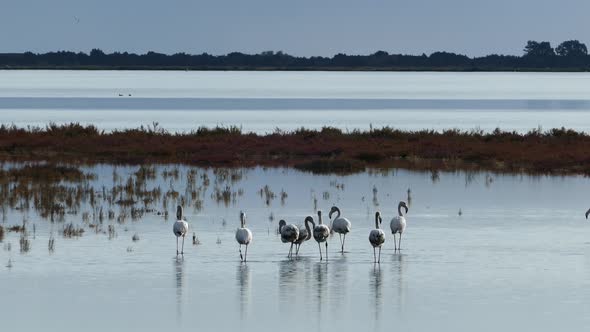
[309,210,330,261]
[329,205,351,253]
[278,219,299,258]
[173,205,189,255]
[369,212,385,263]
[390,201,409,251]
[294,220,312,256]
[235,211,253,262]
[586,208,590,219]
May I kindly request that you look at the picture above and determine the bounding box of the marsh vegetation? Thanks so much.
[0,123,589,175]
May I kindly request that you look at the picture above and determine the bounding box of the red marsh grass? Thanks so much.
[0,123,589,174]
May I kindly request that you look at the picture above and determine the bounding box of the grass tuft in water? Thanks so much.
[63,223,85,237]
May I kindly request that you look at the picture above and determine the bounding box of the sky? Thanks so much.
[2,0,590,57]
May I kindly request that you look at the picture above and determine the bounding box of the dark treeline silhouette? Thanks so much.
[1,40,589,71]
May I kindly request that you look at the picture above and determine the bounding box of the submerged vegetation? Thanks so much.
[0,123,589,175]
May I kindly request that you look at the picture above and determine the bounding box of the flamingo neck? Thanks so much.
[279,220,285,233]
[375,215,380,229]
[398,204,403,217]
[176,206,183,220]
[333,207,341,219]
[304,218,315,240]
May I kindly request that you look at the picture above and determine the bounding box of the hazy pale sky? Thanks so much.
[2,0,589,56]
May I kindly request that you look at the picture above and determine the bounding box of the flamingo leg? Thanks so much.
[245,244,248,262]
[295,244,300,256]
[339,233,342,250]
[398,234,402,251]
[176,237,179,255]
[393,233,397,251]
[342,234,346,253]
[239,244,243,261]
[373,247,376,263]
[289,243,294,259]
[378,247,382,263]
[325,242,328,261]
[318,242,322,261]
[181,235,185,255]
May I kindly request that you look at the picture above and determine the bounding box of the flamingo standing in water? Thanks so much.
[329,205,351,253]
[310,210,330,261]
[390,201,409,251]
[235,211,253,262]
[369,212,385,263]
[173,205,189,255]
[278,219,299,259]
[585,208,590,219]
[294,220,311,257]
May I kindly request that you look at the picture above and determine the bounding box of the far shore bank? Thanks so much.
[2,66,590,72]
[0,123,589,175]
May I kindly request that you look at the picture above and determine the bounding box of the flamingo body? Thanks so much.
[235,228,252,245]
[390,216,406,235]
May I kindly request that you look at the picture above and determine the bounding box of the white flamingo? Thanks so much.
[369,212,385,263]
[235,211,253,262]
[390,201,408,251]
[278,219,299,258]
[173,205,189,255]
[329,205,351,253]
[309,210,330,261]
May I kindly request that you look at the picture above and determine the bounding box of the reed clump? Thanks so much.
[63,223,85,237]
[7,225,25,233]
[19,235,30,253]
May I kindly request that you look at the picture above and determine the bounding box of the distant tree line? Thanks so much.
[1,40,589,70]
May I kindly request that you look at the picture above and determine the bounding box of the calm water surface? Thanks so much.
[1,165,590,331]
[2,71,590,133]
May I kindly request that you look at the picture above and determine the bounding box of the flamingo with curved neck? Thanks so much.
[329,205,352,253]
[390,201,409,251]
[278,219,299,259]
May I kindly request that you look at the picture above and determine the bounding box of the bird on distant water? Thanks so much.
[173,205,189,255]
[235,211,253,262]
[585,209,590,219]
[329,205,351,253]
[390,201,409,251]
[278,219,299,259]
[369,212,385,263]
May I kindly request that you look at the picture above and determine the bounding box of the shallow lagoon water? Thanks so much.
[2,71,590,133]
[1,165,590,331]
